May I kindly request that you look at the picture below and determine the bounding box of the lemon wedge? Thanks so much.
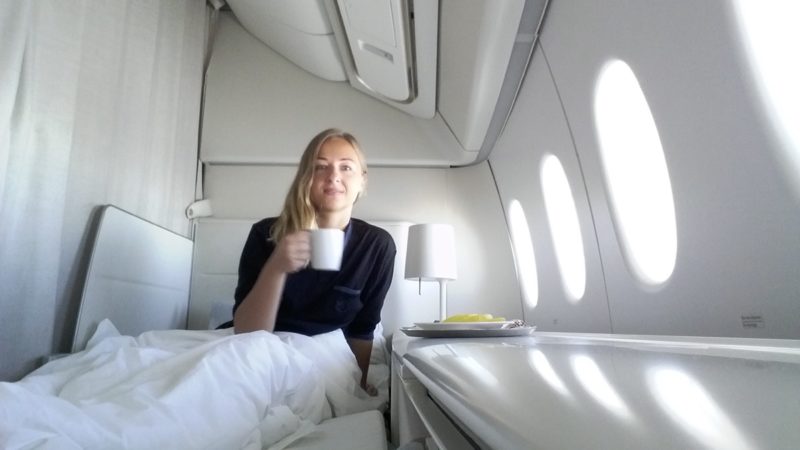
[442,313,506,323]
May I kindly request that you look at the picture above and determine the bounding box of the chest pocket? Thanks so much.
[330,285,363,316]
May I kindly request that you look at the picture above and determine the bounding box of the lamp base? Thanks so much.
[438,279,448,321]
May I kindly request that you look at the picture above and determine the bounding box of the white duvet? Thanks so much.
[0,321,387,449]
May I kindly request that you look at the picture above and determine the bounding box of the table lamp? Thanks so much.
[405,223,457,321]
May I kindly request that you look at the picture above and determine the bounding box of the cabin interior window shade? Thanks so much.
[0,0,204,380]
[593,59,677,286]
[507,199,539,307]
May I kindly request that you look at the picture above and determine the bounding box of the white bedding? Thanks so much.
[0,321,388,449]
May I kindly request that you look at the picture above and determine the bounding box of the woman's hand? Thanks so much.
[362,382,378,397]
[234,230,309,334]
[268,230,311,274]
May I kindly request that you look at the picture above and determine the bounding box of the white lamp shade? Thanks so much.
[405,223,457,281]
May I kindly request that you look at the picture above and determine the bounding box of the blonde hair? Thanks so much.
[270,128,367,242]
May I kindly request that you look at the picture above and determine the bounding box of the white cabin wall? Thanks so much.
[489,48,612,333]
[491,0,799,338]
[445,163,523,321]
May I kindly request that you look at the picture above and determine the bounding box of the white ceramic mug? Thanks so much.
[310,228,344,270]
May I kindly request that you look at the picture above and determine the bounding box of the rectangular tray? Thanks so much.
[413,321,517,331]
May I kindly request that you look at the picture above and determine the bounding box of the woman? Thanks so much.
[228,128,396,394]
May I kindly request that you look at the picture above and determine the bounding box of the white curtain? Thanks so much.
[0,0,207,380]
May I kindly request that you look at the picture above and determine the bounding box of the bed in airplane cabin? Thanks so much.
[0,205,390,450]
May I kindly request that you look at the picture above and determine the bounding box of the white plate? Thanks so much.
[414,321,517,331]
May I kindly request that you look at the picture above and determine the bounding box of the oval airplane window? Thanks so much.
[507,199,539,307]
[594,59,677,285]
[734,2,800,198]
[541,154,586,301]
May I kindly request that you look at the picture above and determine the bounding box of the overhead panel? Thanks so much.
[338,0,411,101]
[225,0,347,81]
[437,0,528,151]
[327,0,438,119]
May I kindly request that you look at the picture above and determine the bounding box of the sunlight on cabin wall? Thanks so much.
[507,199,539,308]
[541,154,586,302]
[593,59,677,286]
[734,1,800,200]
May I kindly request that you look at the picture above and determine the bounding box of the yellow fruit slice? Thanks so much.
[442,313,506,323]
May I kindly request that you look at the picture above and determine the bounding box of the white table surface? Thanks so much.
[393,331,800,449]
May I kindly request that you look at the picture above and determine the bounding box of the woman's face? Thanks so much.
[309,137,366,216]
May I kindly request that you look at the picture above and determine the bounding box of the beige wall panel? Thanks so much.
[201,13,476,166]
[198,163,522,328]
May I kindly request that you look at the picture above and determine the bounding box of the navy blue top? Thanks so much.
[224,217,396,340]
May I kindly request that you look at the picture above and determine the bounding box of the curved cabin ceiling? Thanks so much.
[209,0,548,165]
[224,0,348,82]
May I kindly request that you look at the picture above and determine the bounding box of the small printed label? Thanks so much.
[741,315,765,329]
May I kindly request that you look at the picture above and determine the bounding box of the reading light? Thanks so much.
[405,223,457,321]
